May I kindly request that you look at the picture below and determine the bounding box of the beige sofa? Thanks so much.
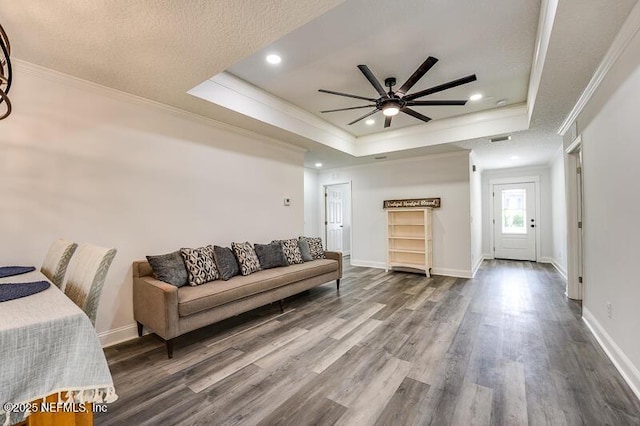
[133,251,342,358]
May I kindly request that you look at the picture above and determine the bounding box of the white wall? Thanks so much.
[469,154,483,275]
[0,63,304,344]
[572,12,640,394]
[481,166,553,260]
[318,152,472,277]
[303,169,320,237]
[549,148,567,276]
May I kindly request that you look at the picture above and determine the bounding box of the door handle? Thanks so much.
[339,225,343,228]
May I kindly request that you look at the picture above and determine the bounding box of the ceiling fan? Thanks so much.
[318,56,477,128]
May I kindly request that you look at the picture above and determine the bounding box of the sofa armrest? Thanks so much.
[133,275,179,340]
[324,251,343,278]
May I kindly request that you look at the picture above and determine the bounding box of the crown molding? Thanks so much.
[12,59,308,155]
[558,0,640,136]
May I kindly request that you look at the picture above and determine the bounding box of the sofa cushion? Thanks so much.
[231,242,261,276]
[180,245,219,286]
[178,259,338,317]
[300,236,325,260]
[297,239,313,262]
[254,242,288,269]
[213,246,240,281]
[273,239,304,265]
[146,251,188,287]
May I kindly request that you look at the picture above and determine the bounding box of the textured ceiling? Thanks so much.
[0,0,636,171]
[227,0,539,136]
[0,0,346,140]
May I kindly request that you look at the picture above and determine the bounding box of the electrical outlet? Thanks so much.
[606,302,612,319]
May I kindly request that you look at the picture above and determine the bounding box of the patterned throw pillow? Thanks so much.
[213,246,240,281]
[272,239,304,265]
[180,245,219,286]
[231,242,261,276]
[299,236,325,260]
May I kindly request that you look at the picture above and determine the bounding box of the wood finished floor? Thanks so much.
[98,259,640,425]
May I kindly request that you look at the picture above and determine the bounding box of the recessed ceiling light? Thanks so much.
[266,54,281,65]
[365,119,375,125]
[510,155,520,160]
[314,162,323,168]
[469,93,483,101]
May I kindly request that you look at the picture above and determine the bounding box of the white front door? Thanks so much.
[493,182,536,261]
[326,186,343,252]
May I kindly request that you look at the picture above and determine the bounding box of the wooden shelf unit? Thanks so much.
[386,207,433,277]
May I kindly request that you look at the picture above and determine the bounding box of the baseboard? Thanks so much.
[538,257,568,280]
[350,260,473,279]
[349,259,386,269]
[98,323,139,348]
[582,308,640,401]
[471,256,484,278]
[431,267,474,279]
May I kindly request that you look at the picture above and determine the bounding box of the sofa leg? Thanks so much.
[137,321,143,337]
[278,300,284,313]
[166,339,174,359]
[336,279,340,291]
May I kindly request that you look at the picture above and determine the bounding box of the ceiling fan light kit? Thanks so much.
[319,56,476,129]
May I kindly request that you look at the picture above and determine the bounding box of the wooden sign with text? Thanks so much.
[383,198,441,209]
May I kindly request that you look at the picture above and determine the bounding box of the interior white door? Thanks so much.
[325,186,343,252]
[493,182,536,261]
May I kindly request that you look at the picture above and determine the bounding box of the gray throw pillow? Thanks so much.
[298,239,313,262]
[146,251,188,287]
[254,243,288,269]
[213,246,240,281]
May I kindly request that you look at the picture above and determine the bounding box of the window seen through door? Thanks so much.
[502,189,526,234]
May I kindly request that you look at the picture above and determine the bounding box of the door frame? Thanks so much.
[322,181,353,256]
[565,135,583,300]
[489,176,541,261]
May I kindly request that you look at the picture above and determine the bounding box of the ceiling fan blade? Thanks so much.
[402,107,432,123]
[357,65,388,98]
[347,109,378,125]
[397,56,438,96]
[318,89,377,102]
[384,116,392,128]
[406,100,468,106]
[321,105,377,113]
[403,74,477,101]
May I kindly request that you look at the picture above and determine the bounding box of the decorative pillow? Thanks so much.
[297,239,313,262]
[273,239,304,265]
[254,243,288,269]
[146,251,189,287]
[180,245,219,286]
[213,246,240,281]
[231,242,261,276]
[300,236,325,260]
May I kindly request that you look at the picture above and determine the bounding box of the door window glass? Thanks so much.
[502,189,526,234]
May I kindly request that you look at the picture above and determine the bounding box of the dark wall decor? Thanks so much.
[383,198,441,209]
[0,23,11,120]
